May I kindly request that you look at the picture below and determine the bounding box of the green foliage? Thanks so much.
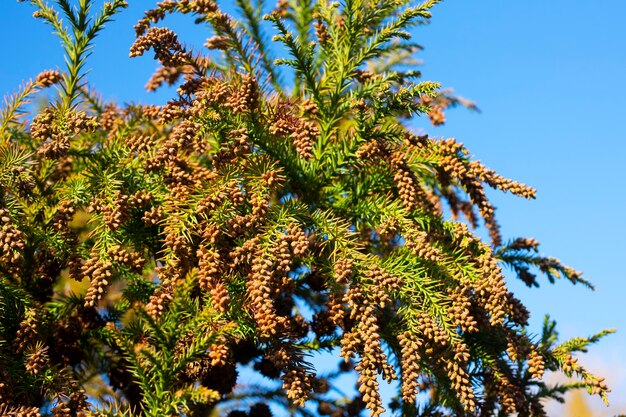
[19,0,128,111]
[0,1,612,416]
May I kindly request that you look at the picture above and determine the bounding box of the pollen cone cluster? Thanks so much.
[0,0,609,416]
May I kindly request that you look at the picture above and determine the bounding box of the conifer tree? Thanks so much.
[0,1,612,416]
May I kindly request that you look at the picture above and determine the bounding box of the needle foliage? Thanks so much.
[0,1,612,416]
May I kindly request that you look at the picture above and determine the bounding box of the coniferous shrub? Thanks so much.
[0,0,612,416]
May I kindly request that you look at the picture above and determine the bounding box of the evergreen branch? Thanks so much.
[497,240,595,289]
[0,142,34,193]
[0,1,610,415]
[0,79,40,139]
[205,11,261,77]
[289,0,315,93]
[265,13,319,100]
[25,0,127,111]
[56,0,80,30]
[27,0,73,49]
[357,6,422,65]
[553,329,615,355]
[235,0,282,91]
[79,84,106,114]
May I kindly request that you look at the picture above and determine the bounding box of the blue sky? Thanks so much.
[415,3,626,413]
[1,1,625,415]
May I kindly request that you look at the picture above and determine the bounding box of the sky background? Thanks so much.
[1,1,625,415]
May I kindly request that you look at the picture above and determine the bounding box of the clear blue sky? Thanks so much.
[1,1,625,415]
